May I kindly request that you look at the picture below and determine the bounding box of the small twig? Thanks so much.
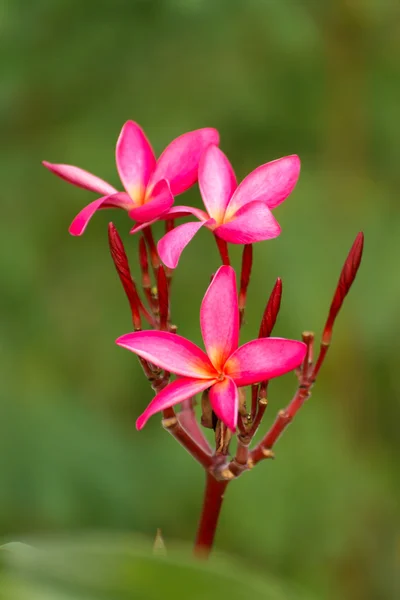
[143,226,160,274]
[139,236,158,314]
[301,331,314,384]
[248,396,268,439]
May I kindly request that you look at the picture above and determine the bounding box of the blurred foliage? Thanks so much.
[0,536,310,599]
[0,1,399,599]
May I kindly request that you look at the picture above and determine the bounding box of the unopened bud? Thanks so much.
[322,232,364,345]
[239,244,253,312]
[108,223,141,330]
[259,277,282,338]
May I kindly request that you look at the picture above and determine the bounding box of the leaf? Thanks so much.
[0,534,309,600]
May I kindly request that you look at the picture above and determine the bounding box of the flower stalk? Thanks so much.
[239,244,253,326]
[194,473,229,558]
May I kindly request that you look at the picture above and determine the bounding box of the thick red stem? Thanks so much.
[194,472,229,558]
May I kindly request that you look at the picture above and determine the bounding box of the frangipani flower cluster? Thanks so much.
[43,121,300,264]
[43,118,363,557]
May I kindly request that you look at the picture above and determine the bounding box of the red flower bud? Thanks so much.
[258,277,283,338]
[322,232,364,345]
[108,223,141,330]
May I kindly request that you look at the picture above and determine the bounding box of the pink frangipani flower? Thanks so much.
[43,122,219,235]
[116,265,306,431]
[150,145,300,268]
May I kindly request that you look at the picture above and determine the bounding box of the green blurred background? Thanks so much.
[1,0,399,598]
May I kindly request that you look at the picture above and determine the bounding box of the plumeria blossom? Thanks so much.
[116,265,306,431]
[146,145,301,268]
[43,122,219,235]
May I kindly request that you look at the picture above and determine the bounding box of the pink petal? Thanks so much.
[42,161,118,196]
[130,219,158,234]
[160,205,211,221]
[148,128,220,196]
[200,265,239,371]
[69,193,133,236]
[198,145,237,223]
[129,205,210,235]
[216,201,281,244]
[158,220,214,269]
[136,378,215,430]
[208,376,239,431]
[224,337,307,387]
[128,179,173,223]
[116,330,216,378]
[116,121,156,202]
[225,155,301,219]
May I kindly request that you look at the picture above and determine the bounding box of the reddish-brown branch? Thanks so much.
[310,343,329,382]
[228,435,250,477]
[194,472,229,558]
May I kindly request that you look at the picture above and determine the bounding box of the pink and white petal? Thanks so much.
[216,201,281,244]
[225,155,301,219]
[198,145,237,223]
[43,161,118,196]
[116,330,216,378]
[128,179,173,223]
[224,337,307,387]
[158,220,214,269]
[116,121,156,201]
[208,376,239,431]
[69,193,133,236]
[136,377,216,430]
[200,265,239,371]
[148,128,220,196]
